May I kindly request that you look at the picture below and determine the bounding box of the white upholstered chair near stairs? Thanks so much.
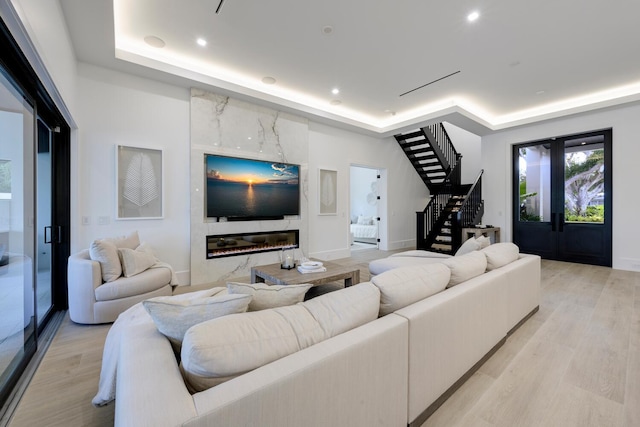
[67,232,175,324]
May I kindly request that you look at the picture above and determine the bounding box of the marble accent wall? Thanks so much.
[190,89,309,285]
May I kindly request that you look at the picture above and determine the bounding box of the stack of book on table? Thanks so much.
[297,261,326,274]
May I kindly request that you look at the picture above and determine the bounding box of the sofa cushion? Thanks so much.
[181,304,326,392]
[369,255,447,276]
[302,282,380,337]
[455,237,481,256]
[441,250,487,287]
[482,242,520,271]
[90,239,122,283]
[118,245,157,278]
[371,263,450,316]
[143,292,251,351]
[94,266,172,301]
[227,282,313,311]
[389,250,452,259]
[180,282,380,392]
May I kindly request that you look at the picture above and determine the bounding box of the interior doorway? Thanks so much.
[349,165,381,251]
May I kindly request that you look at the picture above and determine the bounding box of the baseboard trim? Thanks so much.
[507,305,539,337]
[408,305,540,427]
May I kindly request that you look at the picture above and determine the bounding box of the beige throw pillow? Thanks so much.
[476,235,491,249]
[227,282,313,311]
[106,231,140,250]
[455,237,481,256]
[118,246,156,277]
[89,239,122,283]
[371,263,450,316]
[143,293,252,351]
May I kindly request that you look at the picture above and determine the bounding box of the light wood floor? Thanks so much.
[6,251,640,426]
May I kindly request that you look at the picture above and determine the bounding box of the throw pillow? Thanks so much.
[118,246,157,277]
[106,231,140,250]
[455,237,481,256]
[371,263,450,316]
[227,282,313,311]
[441,250,487,287]
[143,293,252,351]
[89,239,122,282]
[482,242,520,271]
[476,235,491,249]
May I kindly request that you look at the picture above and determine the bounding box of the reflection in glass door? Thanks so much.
[0,69,36,404]
[513,129,612,266]
[36,120,52,327]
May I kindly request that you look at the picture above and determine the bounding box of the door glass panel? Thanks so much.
[564,136,605,223]
[518,144,551,222]
[0,70,36,393]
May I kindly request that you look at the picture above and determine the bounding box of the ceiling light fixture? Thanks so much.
[262,76,276,85]
[331,88,340,95]
[197,38,207,47]
[322,25,334,35]
[467,11,480,22]
[143,35,165,48]
[330,99,342,106]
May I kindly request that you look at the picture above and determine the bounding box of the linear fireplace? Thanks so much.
[206,230,299,259]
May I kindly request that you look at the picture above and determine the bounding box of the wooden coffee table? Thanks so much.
[250,260,360,287]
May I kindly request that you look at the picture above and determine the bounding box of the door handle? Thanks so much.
[559,215,564,232]
[551,213,556,232]
[44,226,52,244]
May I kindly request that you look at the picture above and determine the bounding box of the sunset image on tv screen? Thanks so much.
[205,154,300,219]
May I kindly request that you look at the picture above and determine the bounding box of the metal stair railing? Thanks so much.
[450,169,485,251]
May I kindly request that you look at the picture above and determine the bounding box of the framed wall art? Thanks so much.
[318,168,337,215]
[116,145,163,219]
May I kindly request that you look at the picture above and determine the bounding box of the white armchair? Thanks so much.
[67,233,175,324]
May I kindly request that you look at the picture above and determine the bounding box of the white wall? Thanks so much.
[481,103,640,271]
[75,63,192,281]
[308,122,429,259]
[443,122,482,184]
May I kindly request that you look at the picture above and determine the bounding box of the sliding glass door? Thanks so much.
[0,68,37,405]
[513,129,612,266]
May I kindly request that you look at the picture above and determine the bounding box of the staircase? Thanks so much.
[394,124,484,254]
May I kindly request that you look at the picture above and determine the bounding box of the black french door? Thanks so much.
[512,129,612,266]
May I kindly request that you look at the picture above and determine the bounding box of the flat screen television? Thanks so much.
[205,154,300,220]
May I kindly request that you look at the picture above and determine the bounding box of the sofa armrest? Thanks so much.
[68,249,103,324]
[116,323,198,427]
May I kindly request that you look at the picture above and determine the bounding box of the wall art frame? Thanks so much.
[116,144,164,220]
[318,168,337,215]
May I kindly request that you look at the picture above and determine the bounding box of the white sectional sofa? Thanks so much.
[111,243,540,426]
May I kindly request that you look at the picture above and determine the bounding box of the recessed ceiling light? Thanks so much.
[144,35,165,48]
[467,11,480,22]
[197,38,207,47]
[330,99,342,106]
[262,76,276,85]
[247,136,252,140]
[331,88,340,95]
[322,25,334,35]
